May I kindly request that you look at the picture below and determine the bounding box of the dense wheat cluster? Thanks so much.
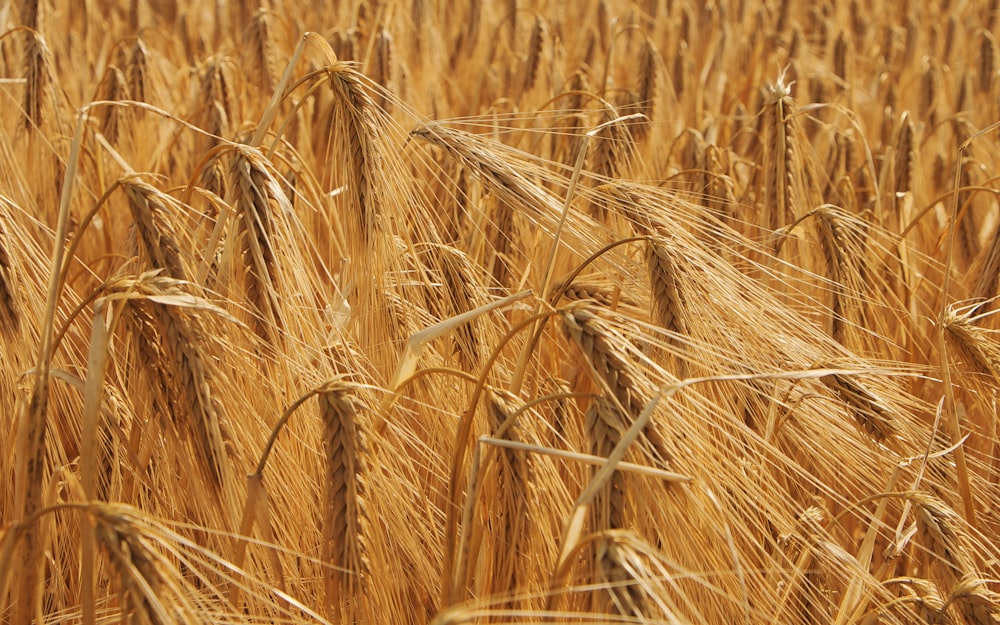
[2,0,1000,623]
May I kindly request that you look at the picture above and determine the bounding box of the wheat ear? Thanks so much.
[21,30,54,133]
[562,303,672,467]
[941,303,1000,385]
[910,493,978,587]
[122,177,190,281]
[325,62,386,254]
[760,74,802,232]
[820,370,898,444]
[112,272,235,491]
[586,397,627,532]
[230,145,289,341]
[480,390,533,606]
[242,8,279,93]
[318,379,371,615]
[0,217,20,333]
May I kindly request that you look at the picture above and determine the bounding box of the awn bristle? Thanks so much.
[318,379,371,614]
[6,2,1000,625]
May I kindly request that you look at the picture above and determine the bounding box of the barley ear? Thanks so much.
[819,370,898,444]
[319,379,371,617]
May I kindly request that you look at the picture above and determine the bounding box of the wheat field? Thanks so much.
[1,0,999,624]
